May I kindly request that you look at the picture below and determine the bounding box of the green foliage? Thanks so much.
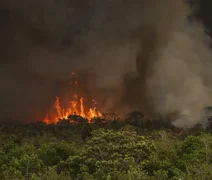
[33,168,73,180]
[144,131,185,179]
[65,129,153,179]
[0,144,43,179]
[0,122,211,179]
[178,133,212,179]
[38,141,77,167]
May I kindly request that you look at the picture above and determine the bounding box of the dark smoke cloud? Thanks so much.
[1,0,212,126]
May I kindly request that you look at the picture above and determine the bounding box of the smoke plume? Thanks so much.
[0,0,212,126]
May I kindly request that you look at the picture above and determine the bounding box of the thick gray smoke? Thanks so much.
[147,22,212,127]
[0,0,212,126]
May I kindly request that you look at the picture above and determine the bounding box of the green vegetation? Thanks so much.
[0,113,212,180]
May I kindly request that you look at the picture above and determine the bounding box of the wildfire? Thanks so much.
[43,95,102,124]
[43,72,102,124]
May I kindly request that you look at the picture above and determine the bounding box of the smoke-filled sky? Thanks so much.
[1,0,212,126]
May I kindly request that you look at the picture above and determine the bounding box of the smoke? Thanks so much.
[146,9,212,127]
[0,0,212,126]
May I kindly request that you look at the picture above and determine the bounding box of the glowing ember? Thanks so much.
[74,80,78,85]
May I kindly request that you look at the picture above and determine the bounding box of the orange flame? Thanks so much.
[43,72,102,124]
[43,94,102,124]
[80,97,86,118]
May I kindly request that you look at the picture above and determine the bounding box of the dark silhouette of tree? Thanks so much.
[102,113,120,121]
[68,115,87,125]
[90,117,106,125]
[124,111,152,129]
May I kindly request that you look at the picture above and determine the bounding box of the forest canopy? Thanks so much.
[0,114,211,180]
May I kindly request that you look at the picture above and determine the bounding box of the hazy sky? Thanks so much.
[1,0,212,126]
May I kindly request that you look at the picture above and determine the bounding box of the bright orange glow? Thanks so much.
[43,114,51,124]
[43,72,102,124]
[43,94,102,124]
[87,108,102,122]
[80,97,85,118]
[54,96,62,119]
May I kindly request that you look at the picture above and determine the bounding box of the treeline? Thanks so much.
[0,112,212,180]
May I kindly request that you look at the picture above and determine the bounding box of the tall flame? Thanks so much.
[43,94,102,124]
[43,72,102,124]
[80,97,85,118]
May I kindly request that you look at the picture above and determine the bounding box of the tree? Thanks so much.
[124,111,152,130]
[65,129,153,179]
[35,168,73,180]
[68,115,87,125]
[38,141,77,167]
[143,131,185,179]
[124,111,145,126]
[1,144,43,179]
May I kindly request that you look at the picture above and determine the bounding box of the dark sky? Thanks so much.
[195,0,212,36]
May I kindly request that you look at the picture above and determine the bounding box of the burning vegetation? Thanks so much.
[43,72,102,124]
[43,95,102,124]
